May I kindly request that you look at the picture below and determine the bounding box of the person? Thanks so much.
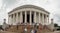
[34,29,37,33]
[31,29,34,33]
[24,28,27,33]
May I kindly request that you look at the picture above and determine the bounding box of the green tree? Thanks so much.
[54,23,58,27]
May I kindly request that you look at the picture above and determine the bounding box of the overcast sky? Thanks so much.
[0,0,60,25]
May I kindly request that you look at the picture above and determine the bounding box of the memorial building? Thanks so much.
[8,5,50,25]
[7,5,53,33]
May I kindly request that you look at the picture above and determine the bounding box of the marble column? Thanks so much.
[16,13,18,24]
[42,14,44,25]
[39,12,41,23]
[8,15,11,24]
[10,15,12,25]
[30,11,32,25]
[11,15,13,25]
[48,15,49,24]
[12,14,14,25]
[8,15,9,24]
[34,12,36,23]
[25,11,27,23]
[45,15,47,25]
[13,14,15,25]
[20,12,23,23]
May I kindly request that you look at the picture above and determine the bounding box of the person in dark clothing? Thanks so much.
[34,29,37,33]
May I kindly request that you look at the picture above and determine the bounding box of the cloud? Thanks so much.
[0,0,60,25]
[2,0,17,5]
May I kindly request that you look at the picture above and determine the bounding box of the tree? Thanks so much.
[54,23,58,27]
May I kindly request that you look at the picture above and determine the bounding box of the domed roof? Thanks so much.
[8,5,49,14]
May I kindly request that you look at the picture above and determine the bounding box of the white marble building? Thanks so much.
[8,5,50,25]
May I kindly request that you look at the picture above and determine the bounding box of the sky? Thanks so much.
[0,0,60,25]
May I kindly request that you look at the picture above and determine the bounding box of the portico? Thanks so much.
[8,5,49,25]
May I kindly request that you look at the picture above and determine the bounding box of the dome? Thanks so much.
[8,5,49,14]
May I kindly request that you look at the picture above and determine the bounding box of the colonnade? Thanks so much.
[8,11,49,25]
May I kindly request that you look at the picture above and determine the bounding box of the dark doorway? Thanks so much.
[32,14,34,23]
[23,14,25,23]
[27,14,30,23]
[23,14,34,23]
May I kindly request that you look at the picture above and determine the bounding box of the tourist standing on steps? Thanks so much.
[31,29,37,33]
[24,28,27,33]
[34,29,37,33]
[31,29,34,33]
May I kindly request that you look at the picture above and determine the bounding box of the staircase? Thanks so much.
[4,24,54,33]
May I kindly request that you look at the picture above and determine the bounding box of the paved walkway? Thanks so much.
[0,30,60,33]
[0,31,16,33]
